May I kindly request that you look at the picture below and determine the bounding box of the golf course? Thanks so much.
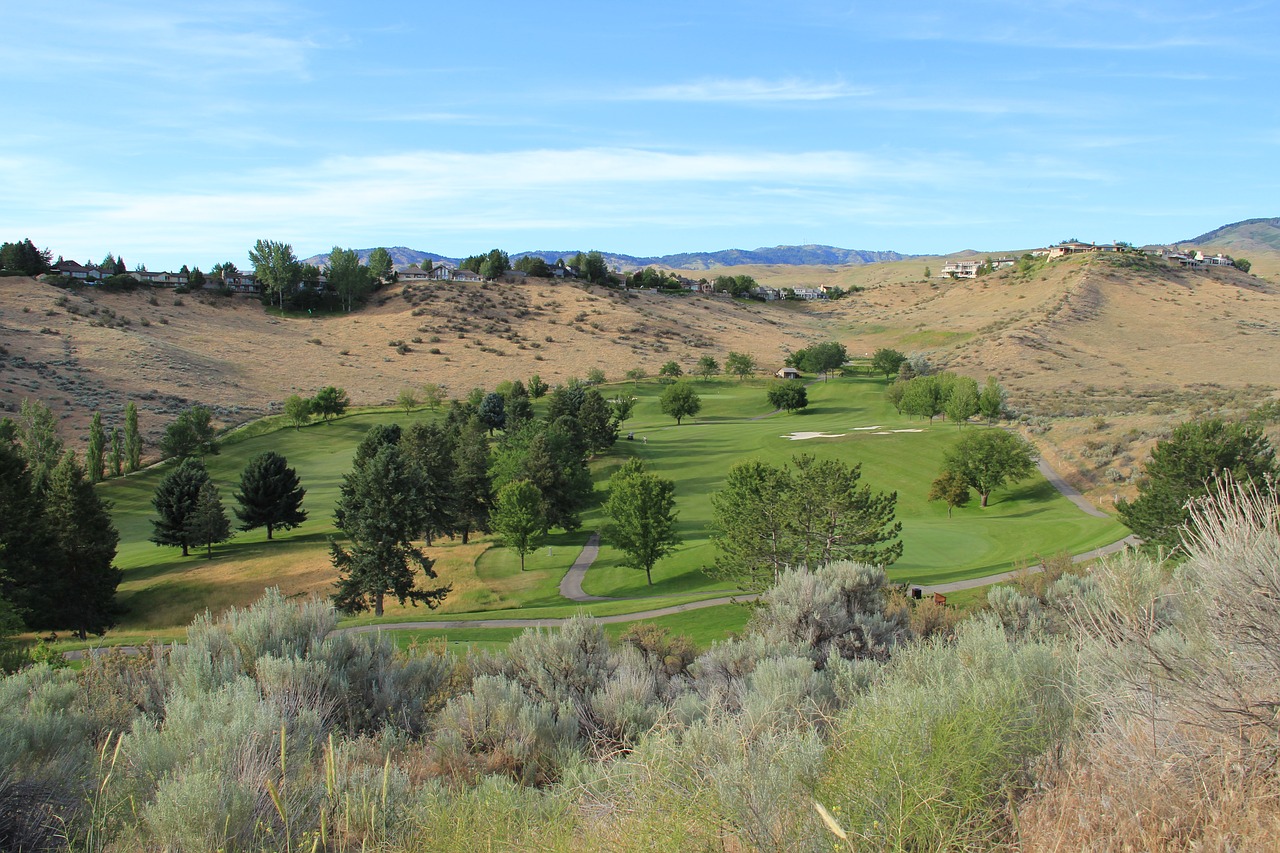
[89,369,1126,651]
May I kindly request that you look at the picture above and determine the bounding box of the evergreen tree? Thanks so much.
[451,420,493,544]
[186,480,232,559]
[234,451,307,540]
[42,451,121,638]
[0,424,52,628]
[578,389,619,455]
[478,391,507,434]
[125,401,142,472]
[401,421,457,545]
[331,443,449,616]
[150,458,211,556]
[87,411,107,483]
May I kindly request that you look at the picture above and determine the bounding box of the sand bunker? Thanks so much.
[852,426,882,431]
[783,432,847,441]
[892,428,926,433]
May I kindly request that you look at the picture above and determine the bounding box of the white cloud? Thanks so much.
[618,78,871,103]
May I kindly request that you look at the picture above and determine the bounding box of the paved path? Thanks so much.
[559,532,610,602]
[1034,457,1109,518]
[918,534,1139,594]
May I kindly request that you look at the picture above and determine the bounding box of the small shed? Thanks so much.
[775,367,801,380]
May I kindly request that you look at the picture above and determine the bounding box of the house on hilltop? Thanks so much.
[940,260,982,278]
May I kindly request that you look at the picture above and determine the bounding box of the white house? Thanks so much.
[775,367,802,380]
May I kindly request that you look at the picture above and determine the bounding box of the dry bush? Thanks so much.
[1017,478,1280,851]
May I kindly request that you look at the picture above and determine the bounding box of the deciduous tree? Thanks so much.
[284,394,312,429]
[871,348,907,379]
[928,470,972,518]
[977,377,1007,423]
[941,429,1038,507]
[248,238,302,311]
[767,381,808,414]
[492,479,547,571]
[311,386,349,423]
[725,351,757,381]
[658,361,683,381]
[603,460,681,585]
[125,401,142,472]
[234,451,307,540]
[659,381,701,425]
[160,406,219,459]
[327,245,373,311]
[695,356,720,382]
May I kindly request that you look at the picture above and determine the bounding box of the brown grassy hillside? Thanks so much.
[0,276,826,450]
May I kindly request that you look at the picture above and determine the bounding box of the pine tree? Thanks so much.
[233,451,307,540]
[331,443,449,616]
[451,420,493,544]
[87,411,107,483]
[42,452,121,637]
[186,480,232,559]
[150,458,210,556]
[125,402,142,472]
[0,425,52,628]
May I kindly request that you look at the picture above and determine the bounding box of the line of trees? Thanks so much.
[0,410,120,641]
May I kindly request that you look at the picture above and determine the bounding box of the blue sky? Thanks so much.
[4,0,1277,271]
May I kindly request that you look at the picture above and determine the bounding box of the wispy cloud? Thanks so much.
[617,78,871,103]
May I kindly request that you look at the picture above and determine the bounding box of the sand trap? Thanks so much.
[892,429,926,433]
[852,426,882,431]
[783,432,847,441]
[873,431,893,435]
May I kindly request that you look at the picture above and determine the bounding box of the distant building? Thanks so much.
[775,367,802,380]
[791,288,827,300]
[940,260,982,278]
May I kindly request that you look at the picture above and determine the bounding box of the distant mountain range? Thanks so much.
[300,219,1279,273]
[302,244,916,272]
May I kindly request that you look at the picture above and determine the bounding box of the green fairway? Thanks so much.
[94,374,1123,646]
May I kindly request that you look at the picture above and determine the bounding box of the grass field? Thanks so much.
[89,372,1125,649]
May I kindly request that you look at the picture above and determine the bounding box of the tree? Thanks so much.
[248,239,302,310]
[401,421,457,545]
[580,250,610,284]
[110,427,124,477]
[977,377,1007,423]
[659,381,701,425]
[611,394,637,425]
[86,411,107,483]
[725,351,757,381]
[800,341,847,381]
[186,480,232,559]
[625,368,646,387]
[367,247,393,284]
[658,361,683,381]
[491,479,547,571]
[125,401,142,472]
[311,386,349,423]
[328,246,373,311]
[150,458,211,557]
[900,375,945,422]
[578,389,619,455]
[928,470,972,518]
[160,405,219,459]
[1116,419,1277,553]
[710,455,901,592]
[0,238,52,275]
[16,399,63,492]
[767,381,809,413]
[944,376,980,426]
[284,394,312,429]
[504,381,535,430]
[871,348,907,379]
[527,375,548,399]
[331,443,449,617]
[1233,257,1251,273]
[604,460,682,586]
[234,451,307,540]
[516,426,591,532]
[941,429,1038,507]
[695,355,720,382]
[586,367,606,386]
[41,452,121,638]
[451,420,494,544]
[478,392,507,434]
[189,267,206,289]
[422,383,446,410]
[885,379,908,414]
[0,425,53,629]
